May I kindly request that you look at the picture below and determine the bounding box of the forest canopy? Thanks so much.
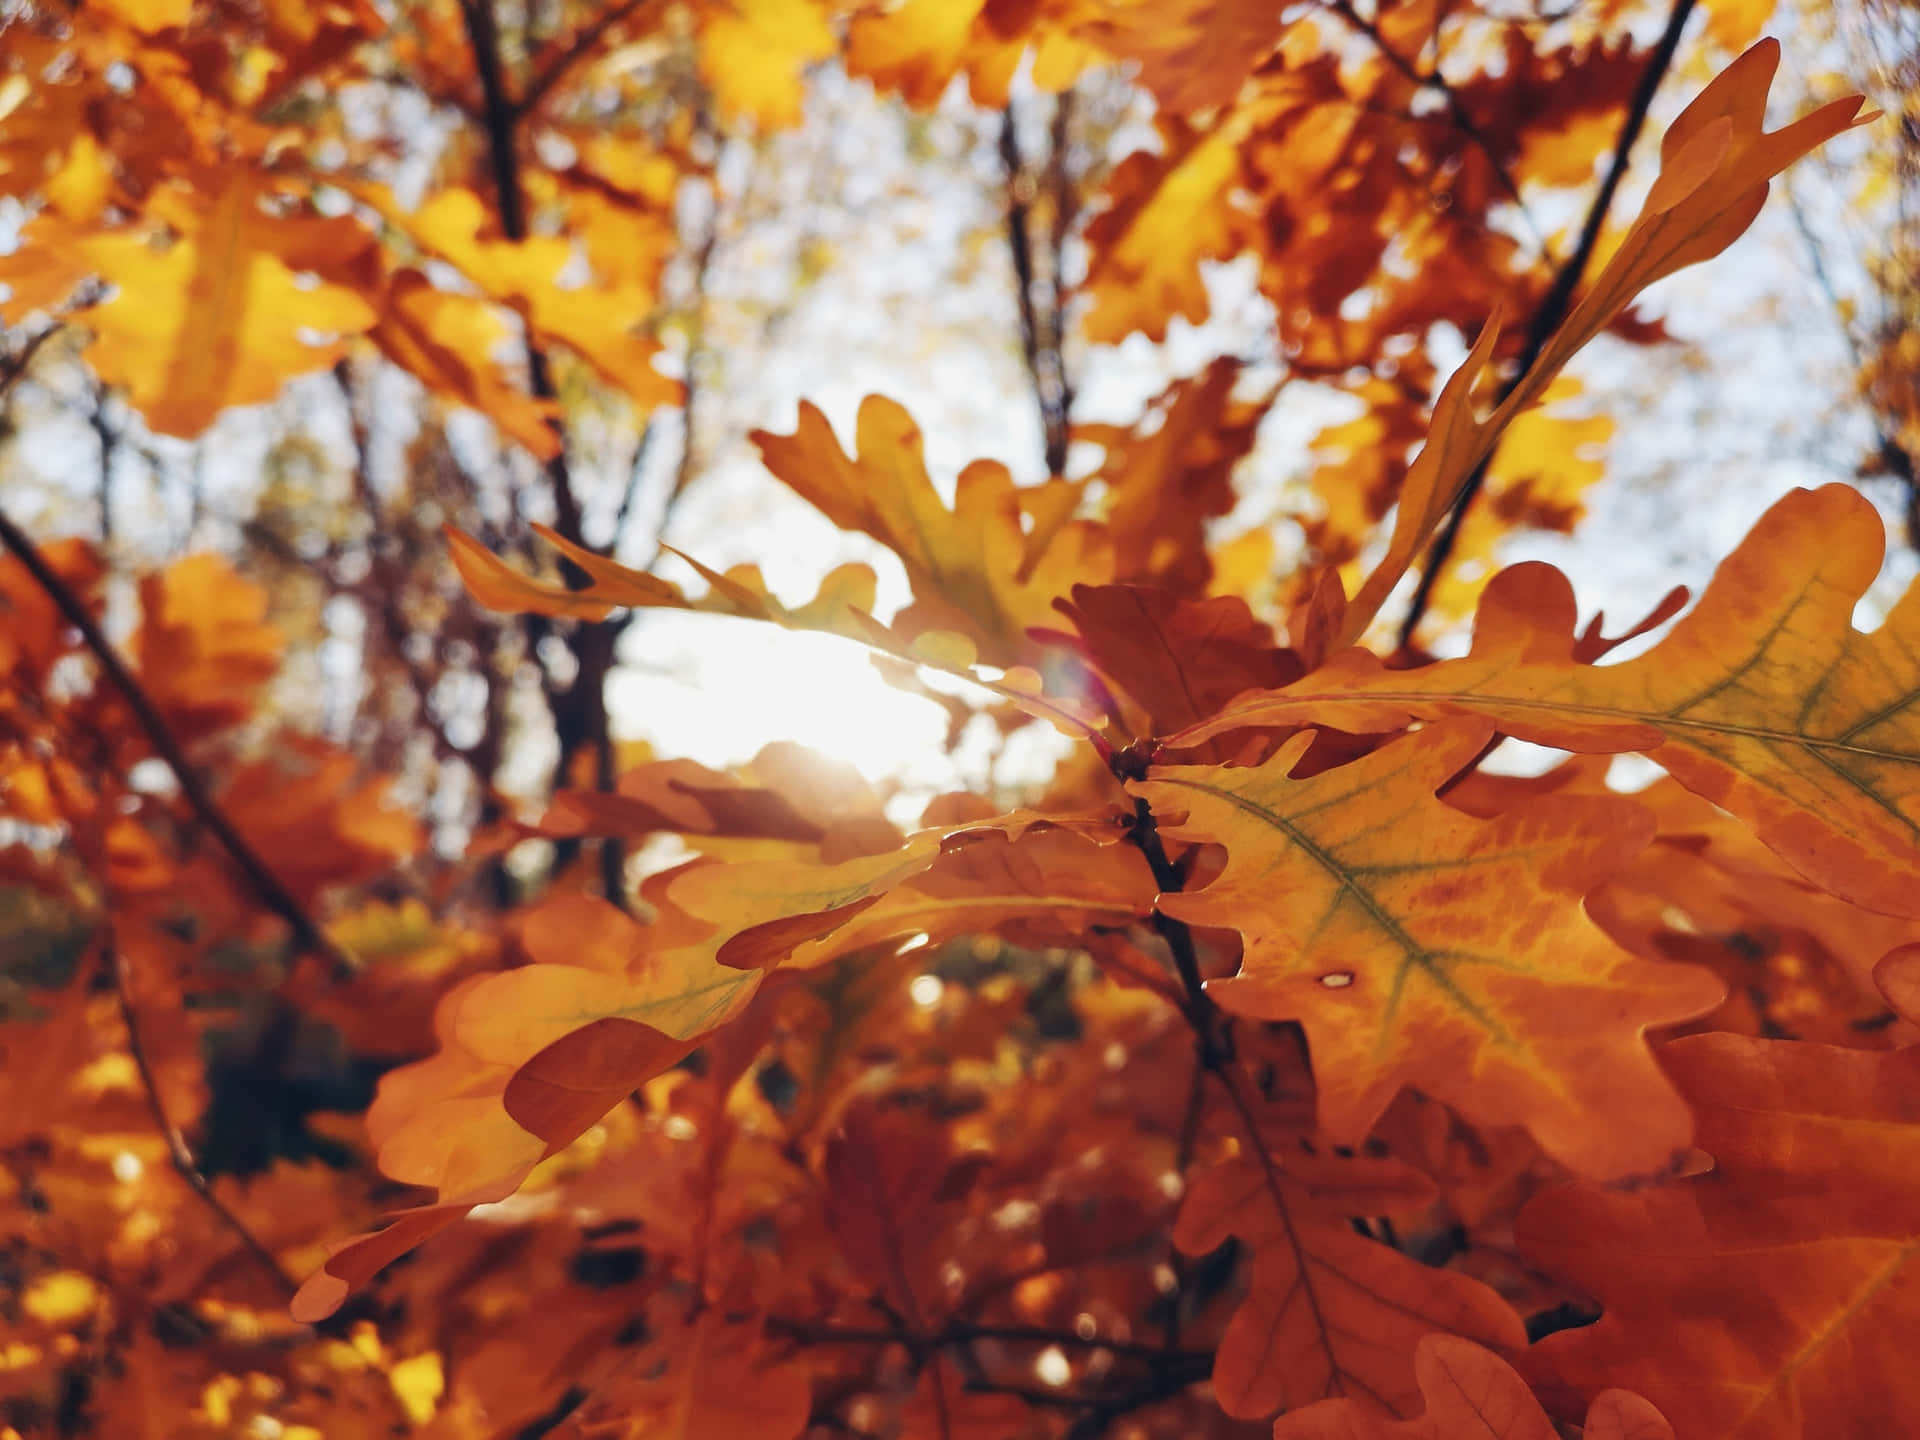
[1,0,1918,1437]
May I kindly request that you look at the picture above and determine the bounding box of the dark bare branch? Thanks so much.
[111,938,300,1297]
[0,504,357,980]
[1398,0,1699,647]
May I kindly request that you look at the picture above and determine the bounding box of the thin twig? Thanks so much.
[457,0,583,544]
[1398,0,1699,647]
[111,939,300,1296]
[462,0,644,908]
[1120,784,1222,1058]
[0,506,356,980]
[518,0,660,119]
[0,323,62,395]
[333,364,466,766]
[1784,180,1919,541]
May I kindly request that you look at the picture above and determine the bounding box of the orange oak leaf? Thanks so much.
[1133,723,1725,1178]
[218,737,422,902]
[1876,943,1920,1021]
[1077,357,1271,595]
[369,270,560,459]
[1172,486,1920,918]
[697,0,836,129]
[1575,776,1920,1044]
[1516,1027,1920,1437]
[843,0,1092,111]
[1080,118,1254,345]
[444,517,867,630]
[1172,1138,1524,1420]
[1047,583,1299,738]
[293,882,759,1319]
[569,1311,810,1440]
[131,553,282,741]
[501,1015,690,1151]
[750,395,1112,666]
[1089,0,1284,115]
[664,830,945,969]
[1340,41,1868,643]
[1272,1333,1673,1440]
[0,538,101,683]
[701,825,1159,971]
[541,742,901,848]
[824,1095,986,1324]
[366,185,678,408]
[447,513,1107,736]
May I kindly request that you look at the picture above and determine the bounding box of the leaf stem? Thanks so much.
[1123,791,1222,1059]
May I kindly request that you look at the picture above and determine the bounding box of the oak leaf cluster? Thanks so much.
[0,1,1910,1438]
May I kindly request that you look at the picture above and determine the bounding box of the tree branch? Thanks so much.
[0,505,356,980]
[518,0,661,120]
[1000,99,1075,476]
[1397,0,1699,647]
[456,0,583,544]
[111,938,300,1297]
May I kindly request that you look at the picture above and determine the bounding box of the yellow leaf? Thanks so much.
[387,1353,444,1426]
[699,0,836,129]
[1,178,378,436]
[21,1272,98,1329]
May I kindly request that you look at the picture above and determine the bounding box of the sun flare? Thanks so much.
[607,616,971,796]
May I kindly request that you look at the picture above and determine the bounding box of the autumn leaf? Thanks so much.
[571,1311,810,1440]
[1272,1333,1674,1440]
[1173,1137,1524,1419]
[1077,357,1272,595]
[1047,583,1299,738]
[1080,118,1253,345]
[1135,723,1725,1178]
[217,737,422,902]
[1,177,379,436]
[367,185,678,408]
[1339,40,1869,643]
[447,512,1109,735]
[664,830,945,969]
[697,0,836,129]
[712,825,1159,971]
[1089,0,1285,115]
[844,0,987,108]
[0,538,103,682]
[1571,774,1920,1044]
[369,270,561,459]
[750,395,1112,666]
[1173,486,1920,918]
[131,553,282,740]
[1516,1022,1920,1437]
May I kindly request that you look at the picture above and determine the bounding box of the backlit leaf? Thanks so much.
[1134,723,1724,1177]
[1174,486,1920,917]
[1518,1030,1920,1437]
